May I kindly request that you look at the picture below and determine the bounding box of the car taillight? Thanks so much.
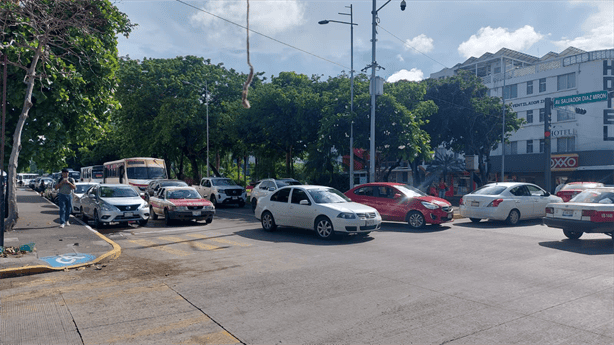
[545,207,553,214]
[487,199,503,207]
[459,197,464,205]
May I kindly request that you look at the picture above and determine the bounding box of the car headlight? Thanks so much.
[337,212,356,219]
[100,202,119,212]
[175,206,188,211]
[421,201,439,210]
[204,205,215,211]
[218,189,226,195]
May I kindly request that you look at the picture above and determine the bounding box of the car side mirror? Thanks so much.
[543,192,550,196]
[393,193,402,199]
[299,199,310,205]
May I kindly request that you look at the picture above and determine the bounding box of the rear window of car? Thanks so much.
[277,180,301,187]
[570,189,614,204]
[471,185,507,195]
[561,183,603,191]
[161,181,188,187]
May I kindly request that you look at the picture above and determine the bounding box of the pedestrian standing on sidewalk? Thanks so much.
[438,178,448,199]
[55,168,76,228]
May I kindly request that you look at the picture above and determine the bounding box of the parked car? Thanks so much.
[250,178,302,211]
[543,187,614,240]
[72,183,98,214]
[344,182,454,229]
[459,182,563,225]
[556,182,605,202]
[254,185,382,239]
[149,186,215,225]
[194,177,246,208]
[35,177,54,193]
[43,181,58,202]
[145,179,188,202]
[80,184,149,228]
[29,177,39,189]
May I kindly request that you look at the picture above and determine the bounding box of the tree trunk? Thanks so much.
[5,46,43,231]
[189,156,199,182]
[285,146,292,177]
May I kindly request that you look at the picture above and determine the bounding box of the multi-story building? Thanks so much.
[431,47,614,189]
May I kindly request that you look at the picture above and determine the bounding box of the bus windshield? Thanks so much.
[127,167,166,180]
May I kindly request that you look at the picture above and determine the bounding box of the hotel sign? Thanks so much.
[553,91,608,108]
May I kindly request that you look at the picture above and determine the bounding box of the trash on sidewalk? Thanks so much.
[20,243,35,252]
[1,243,36,257]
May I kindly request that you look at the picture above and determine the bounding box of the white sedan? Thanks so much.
[254,185,382,239]
[543,187,614,240]
[72,182,98,214]
[460,182,563,225]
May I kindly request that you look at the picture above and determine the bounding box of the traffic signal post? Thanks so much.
[544,98,552,193]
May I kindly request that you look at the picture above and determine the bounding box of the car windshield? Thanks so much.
[161,180,188,187]
[168,189,201,199]
[278,180,301,187]
[212,179,237,186]
[75,184,95,194]
[471,185,507,195]
[570,189,614,204]
[561,183,603,191]
[396,184,426,198]
[307,188,350,204]
[99,186,139,198]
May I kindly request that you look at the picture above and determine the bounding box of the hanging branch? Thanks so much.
[241,0,254,109]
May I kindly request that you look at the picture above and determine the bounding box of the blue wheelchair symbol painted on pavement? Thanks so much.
[40,253,96,267]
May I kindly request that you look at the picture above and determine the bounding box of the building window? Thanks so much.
[556,108,575,121]
[557,137,575,153]
[539,139,545,153]
[505,141,518,155]
[539,78,546,92]
[557,73,576,91]
[527,80,533,95]
[526,110,534,123]
[503,84,518,99]
[527,140,533,153]
[539,108,545,122]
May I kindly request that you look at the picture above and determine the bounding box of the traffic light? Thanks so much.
[544,98,552,140]
[575,107,587,115]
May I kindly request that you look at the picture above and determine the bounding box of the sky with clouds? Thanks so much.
[114,0,614,83]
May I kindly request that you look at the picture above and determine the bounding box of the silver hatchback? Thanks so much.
[80,184,149,228]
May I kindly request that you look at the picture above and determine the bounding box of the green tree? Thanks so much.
[0,0,133,230]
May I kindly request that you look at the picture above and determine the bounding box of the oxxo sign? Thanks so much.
[551,154,578,171]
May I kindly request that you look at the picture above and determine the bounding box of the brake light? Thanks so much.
[545,207,553,214]
[459,197,464,205]
[487,199,503,207]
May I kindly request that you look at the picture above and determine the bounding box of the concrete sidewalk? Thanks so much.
[0,188,120,278]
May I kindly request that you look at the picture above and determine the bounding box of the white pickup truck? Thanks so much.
[194,177,247,208]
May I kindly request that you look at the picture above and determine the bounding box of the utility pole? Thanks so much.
[544,97,552,192]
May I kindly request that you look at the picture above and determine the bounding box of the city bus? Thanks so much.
[103,157,167,191]
[17,173,38,187]
[80,165,104,183]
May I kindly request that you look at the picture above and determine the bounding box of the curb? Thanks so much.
[0,196,121,278]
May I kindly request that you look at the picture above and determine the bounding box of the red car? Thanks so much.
[345,182,454,228]
[556,182,604,202]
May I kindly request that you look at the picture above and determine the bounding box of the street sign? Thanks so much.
[553,91,608,108]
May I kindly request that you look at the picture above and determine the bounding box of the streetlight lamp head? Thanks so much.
[318,20,329,25]
[400,0,406,11]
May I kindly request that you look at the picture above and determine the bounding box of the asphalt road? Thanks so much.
[2,205,613,344]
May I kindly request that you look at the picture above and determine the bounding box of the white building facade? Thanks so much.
[431,47,614,189]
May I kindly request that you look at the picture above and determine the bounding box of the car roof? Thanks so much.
[483,182,534,187]
[352,182,404,188]
[278,185,334,190]
[98,184,136,188]
[75,182,97,185]
[162,186,198,191]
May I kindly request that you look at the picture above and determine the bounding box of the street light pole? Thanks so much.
[367,0,406,183]
[205,81,210,178]
[318,6,357,189]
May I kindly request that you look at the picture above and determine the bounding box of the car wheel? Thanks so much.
[407,211,425,229]
[506,209,520,225]
[150,206,158,220]
[81,207,88,222]
[210,195,218,208]
[261,211,277,232]
[315,216,335,239]
[138,219,148,226]
[164,209,172,226]
[205,217,213,224]
[563,229,583,240]
[469,218,481,223]
[251,198,257,212]
[93,210,103,229]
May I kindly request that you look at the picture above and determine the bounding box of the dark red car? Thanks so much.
[345,182,454,229]
[556,182,604,202]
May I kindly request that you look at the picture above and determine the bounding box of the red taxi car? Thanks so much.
[556,182,604,202]
[149,186,215,225]
[345,182,453,229]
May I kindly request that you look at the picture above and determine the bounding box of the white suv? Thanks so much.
[196,177,246,208]
[250,178,301,211]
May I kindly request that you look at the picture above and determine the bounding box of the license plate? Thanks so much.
[192,211,201,216]
[232,196,237,200]
[125,212,133,217]
[471,201,479,207]
[562,210,574,217]
[365,219,376,226]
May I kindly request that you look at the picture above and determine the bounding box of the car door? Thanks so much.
[349,186,377,209]
[508,185,532,219]
[201,179,212,198]
[526,184,549,217]
[151,188,165,215]
[82,186,98,217]
[267,188,291,226]
[287,188,315,229]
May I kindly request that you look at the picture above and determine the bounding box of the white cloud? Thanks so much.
[553,2,613,51]
[189,0,306,50]
[397,54,404,62]
[458,25,544,59]
[404,34,434,54]
[387,68,424,82]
